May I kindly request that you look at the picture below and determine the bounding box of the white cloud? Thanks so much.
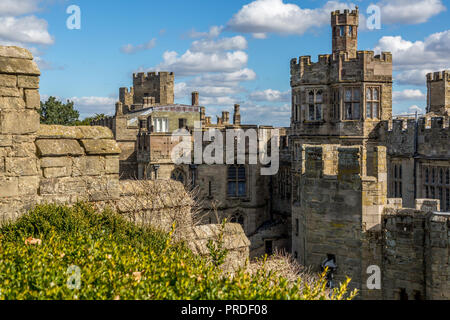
[174,68,256,105]
[409,105,424,113]
[69,96,116,118]
[374,30,450,86]
[191,36,247,53]
[227,0,356,36]
[393,89,426,101]
[0,0,40,16]
[70,96,116,106]
[187,25,224,39]
[377,0,446,24]
[240,102,291,126]
[200,96,238,106]
[252,33,268,39]
[154,50,248,76]
[249,89,290,102]
[189,68,256,88]
[121,39,157,54]
[0,15,53,45]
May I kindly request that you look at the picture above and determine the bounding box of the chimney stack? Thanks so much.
[192,91,199,106]
[233,104,241,125]
[222,111,230,124]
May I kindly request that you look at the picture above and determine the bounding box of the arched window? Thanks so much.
[230,212,245,228]
[171,169,185,184]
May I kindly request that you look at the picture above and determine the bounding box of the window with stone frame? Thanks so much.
[391,163,402,198]
[331,87,340,120]
[344,87,361,120]
[152,117,169,133]
[227,165,247,198]
[293,93,301,122]
[422,165,450,212]
[307,89,323,121]
[366,87,380,119]
[293,176,301,204]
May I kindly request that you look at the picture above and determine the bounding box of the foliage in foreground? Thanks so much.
[0,204,357,300]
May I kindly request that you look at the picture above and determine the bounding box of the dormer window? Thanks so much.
[307,90,323,121]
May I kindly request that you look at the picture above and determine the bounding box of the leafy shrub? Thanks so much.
[0,203,357,300]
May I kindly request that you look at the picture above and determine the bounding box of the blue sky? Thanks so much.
[1,0,449,126]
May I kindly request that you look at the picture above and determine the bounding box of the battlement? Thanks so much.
[302,144,386,181]
[427,70,450,82]
[133,71,174,81]
[381,117,450,157]
[331,8,359,17]
[382,116,450,132]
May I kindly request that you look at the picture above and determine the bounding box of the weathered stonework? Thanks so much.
[0,46,251,272]
[289,8,450,300]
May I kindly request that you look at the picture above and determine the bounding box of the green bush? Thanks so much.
[0,203,356,300]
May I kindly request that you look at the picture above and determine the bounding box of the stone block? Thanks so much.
[24,89,40,109]
[0,177,19,197]
[37,125,114,140]
[17,75,39,89]
[0,74,17,87]
[72,157,86,177]
[0,46,33,60]
[0,134,12,147]
[43,166,71,178]
[0,87,20,97]
[85,156,105,175]
[0,96,26,110]
[81,139,121,155]
[35,139,84,157]
[0,110,39,134]
[105,156,119,174]
[18,176,39,196]
[0,57,40,75]
[5,157,38,176]
[40,156,72,168]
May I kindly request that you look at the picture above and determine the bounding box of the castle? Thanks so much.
[289,8,449,300]
[92,7,449,299]
[89,9,450,299]
[0,6,448,300]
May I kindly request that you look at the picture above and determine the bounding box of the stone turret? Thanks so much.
[427,70,450,116]
[331,7,359,59]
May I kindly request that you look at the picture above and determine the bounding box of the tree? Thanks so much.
[39,96,80,125]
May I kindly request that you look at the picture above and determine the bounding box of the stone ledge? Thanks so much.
[38,125,114,140]
[0,57,40,76]
[36,139,84,157]
[80,139,121,155]
[0,46,33,60]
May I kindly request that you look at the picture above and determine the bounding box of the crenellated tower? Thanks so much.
[427,70,450,116]
[331,8,359,59]
[132,71,175,106]
[290,7,392,146]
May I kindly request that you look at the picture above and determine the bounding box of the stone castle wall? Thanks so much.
[0,46,250,271]
[382,199,450,300]
[0,46,41,221]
